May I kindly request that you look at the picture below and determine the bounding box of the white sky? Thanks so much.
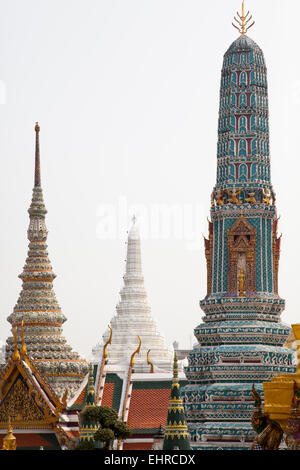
[0,0,299,359]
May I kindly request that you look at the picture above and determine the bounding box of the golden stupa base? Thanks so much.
[263,324,300,431]
[263,374,299,431]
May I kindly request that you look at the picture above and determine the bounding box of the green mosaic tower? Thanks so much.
[182,2,296,449]
[78,364,99,445]
[163,353,190,450]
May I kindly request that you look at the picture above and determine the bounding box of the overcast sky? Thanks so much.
[0,0,299,358]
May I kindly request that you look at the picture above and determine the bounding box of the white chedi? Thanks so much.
[92,217,174,373]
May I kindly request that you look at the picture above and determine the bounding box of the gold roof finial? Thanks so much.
[12,327,20,362]
[20,320,27,357]
[232,1,255,35]
[103,325,112,359]
[130,336,141,367]
[147,349,154,373]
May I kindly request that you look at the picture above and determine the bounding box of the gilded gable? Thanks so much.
[0,376,49,428]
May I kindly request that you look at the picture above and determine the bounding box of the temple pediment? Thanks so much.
[0,376,48,428]
[0,324,71,448]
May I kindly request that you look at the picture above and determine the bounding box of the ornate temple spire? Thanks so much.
[125,215,142,276]
[6,124,88,399]
[92,217,173,372]
[79,365,99,445]
[163,353,191,450]
[86,364,96,407]
[182,4,296,450]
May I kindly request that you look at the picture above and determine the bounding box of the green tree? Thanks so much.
[76,406,132,450]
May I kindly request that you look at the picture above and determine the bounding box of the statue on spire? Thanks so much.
[232,1,255,35]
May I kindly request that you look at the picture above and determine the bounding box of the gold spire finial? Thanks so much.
[130,336,141,367]
[147,349,154,373]
[20,320,27,357]
[232,1,255,35]
[103,325,112,359]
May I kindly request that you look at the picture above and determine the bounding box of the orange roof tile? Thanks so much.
[127,388,170,430]
[73,386,86,405]
[123,442,153,450]
[72,381,115,408]
[102,382,115,407]
[0,433,58,448]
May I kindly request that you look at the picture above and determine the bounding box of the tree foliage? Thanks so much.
[75,439,95,450]
[94,427,115,444]
[77,405,132,450]
[112,420,132,439]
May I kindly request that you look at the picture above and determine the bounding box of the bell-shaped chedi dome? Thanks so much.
[6,123,88,399]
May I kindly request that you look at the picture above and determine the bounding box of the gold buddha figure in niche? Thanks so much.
[238,269,246,297]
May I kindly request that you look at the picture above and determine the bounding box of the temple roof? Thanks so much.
[127,387,170,432]
[0,327,71,449]
[71,369,187,438]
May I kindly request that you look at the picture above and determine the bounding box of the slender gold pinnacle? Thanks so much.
[12,327,20,362]
[232,1,255,35]
[130,336,141,367]
[20,320,27,357]
[103,325,112,359]
[147,349,154,373]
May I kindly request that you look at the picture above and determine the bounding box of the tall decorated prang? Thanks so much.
[5,123,88,399]
[182,2,296,450]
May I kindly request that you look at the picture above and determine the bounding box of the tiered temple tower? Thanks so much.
[92,217,174,373]
[78,364,99,446]
[163,353,191,450]
[182,3,296,449]
[5,123,88,399]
